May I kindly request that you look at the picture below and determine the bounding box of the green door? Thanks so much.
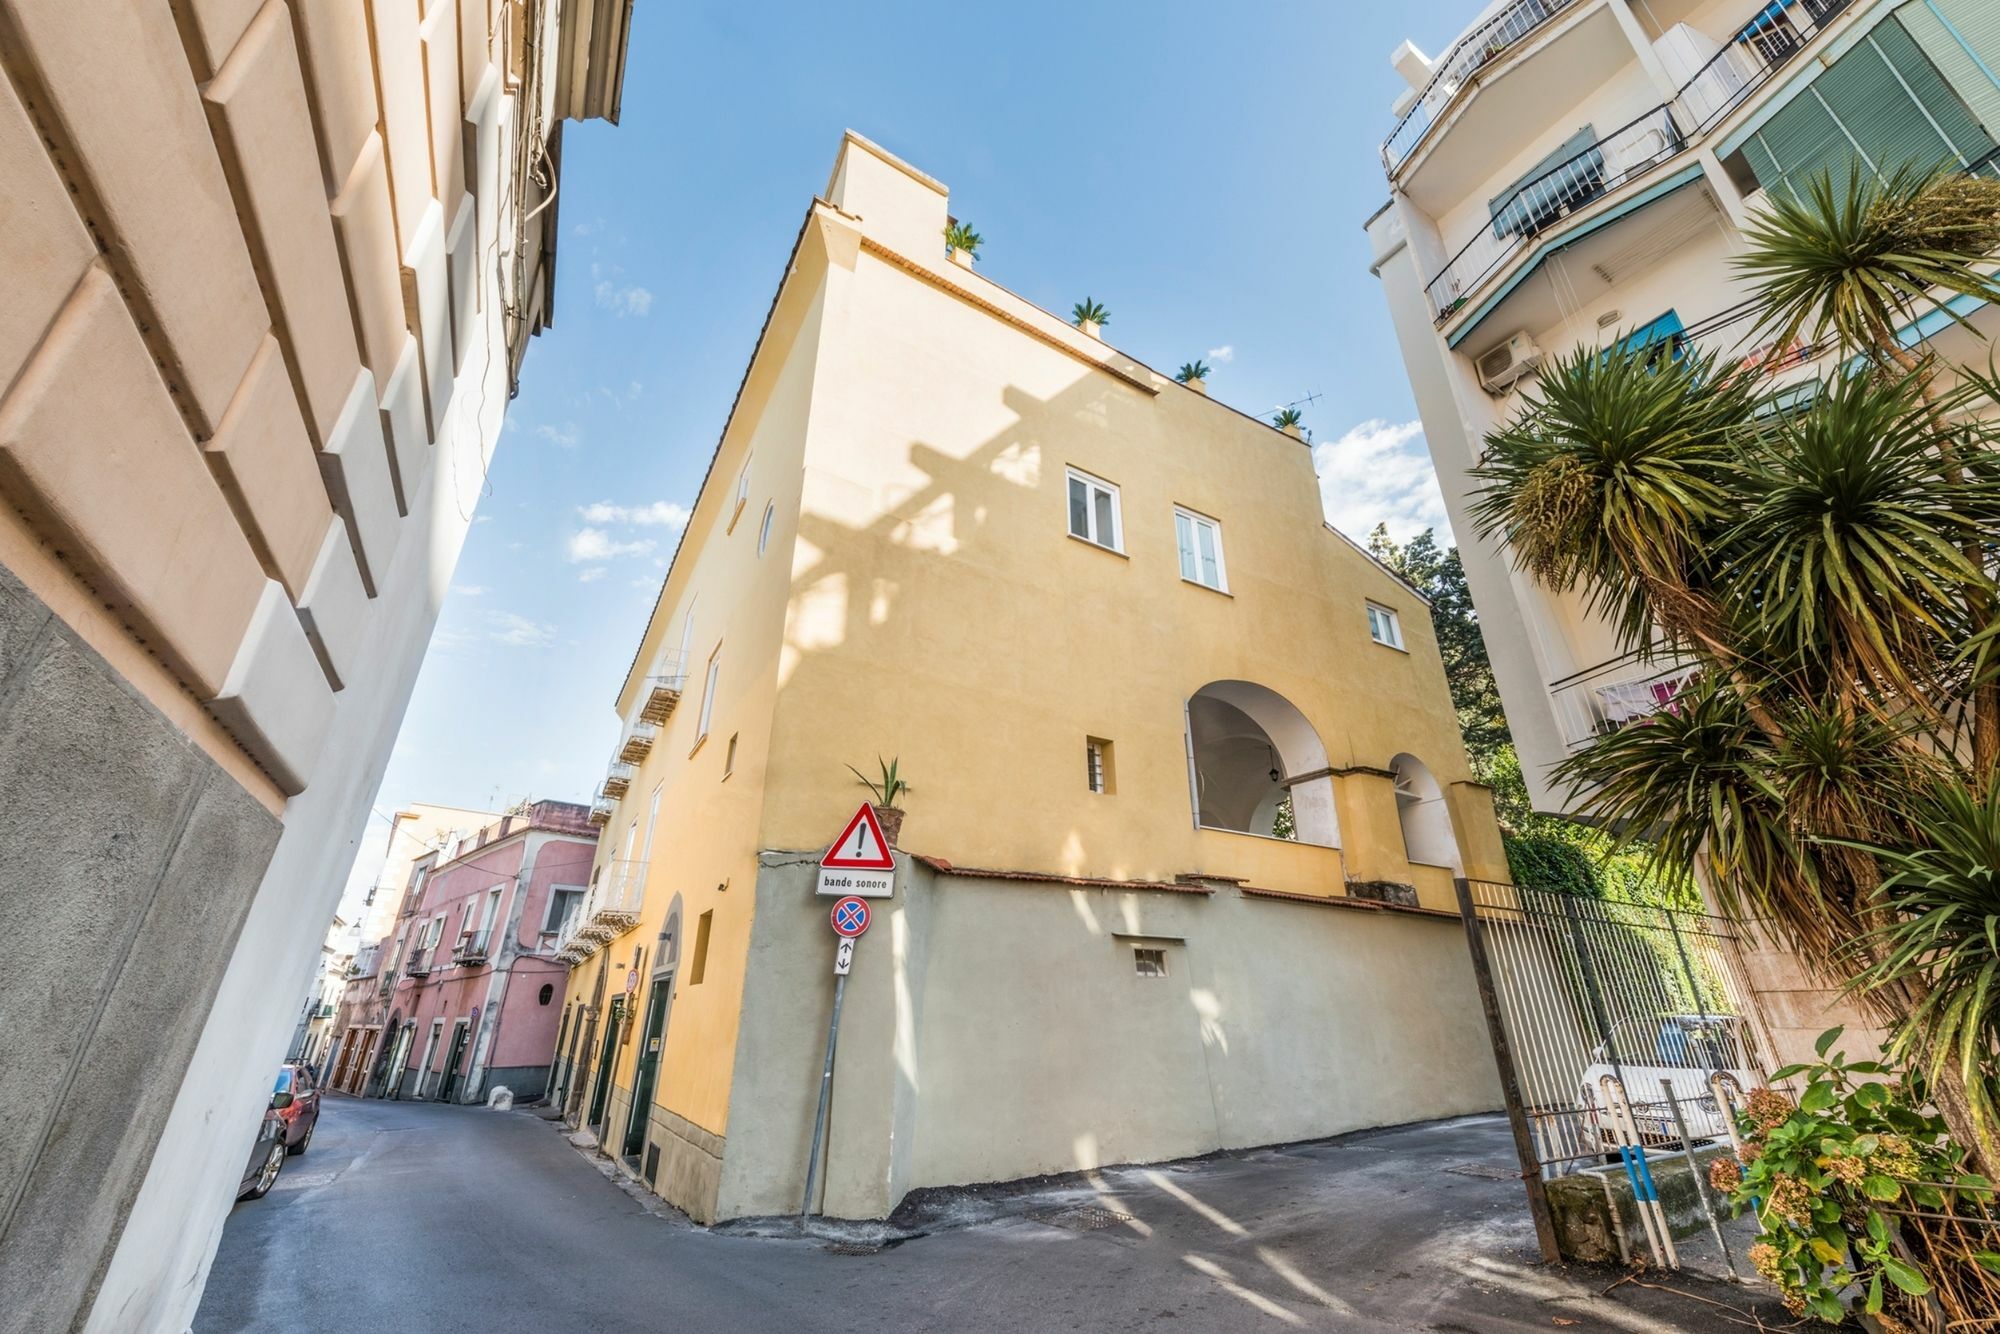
[588,997,624,1129]
[438,1021,470,1103]
[623,976,673,1158]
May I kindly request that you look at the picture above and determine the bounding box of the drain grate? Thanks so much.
[1028,1205,1134,1231]
[1442,1162,1520,1181]
[823,1241,883,1256]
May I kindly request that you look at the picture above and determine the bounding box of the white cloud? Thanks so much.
[452,584,486,597]
[485,611,556,648]
[1313,418,1452,545]
[565,527,655,563]
[594,281,653,317]
[1205,344,1235,364]
[577,500,690,528]
[573,218,602,237]
[577,567,607,583]
[535,422,582,448]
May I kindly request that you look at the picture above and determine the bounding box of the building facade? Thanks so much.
[378,800,594,1104]
[1365,0,2000,1065]
[0,4,631,1329]
[551,131,1516,1227]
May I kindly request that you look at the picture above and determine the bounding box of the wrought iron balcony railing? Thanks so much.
[1383,0,1584,171]
[1426,105,1686,322]
[1547,650,1697,750]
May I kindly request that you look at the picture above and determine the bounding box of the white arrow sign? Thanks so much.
[833,937,855,976]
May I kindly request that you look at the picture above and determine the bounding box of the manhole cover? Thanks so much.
[823,1241,883,1256]
[1442,1162,1519,1181]
[1029,1205,1134,1231]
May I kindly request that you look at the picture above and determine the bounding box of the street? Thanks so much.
[196,1096,1795,1332]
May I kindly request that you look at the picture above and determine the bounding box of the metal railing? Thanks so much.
[639,654,688,724]
[404,947,433,978]
[1427,105,1686,321]
[1546,649,1697,750]
[1670,0,1853,138]
[452,930,491,963]
[1454,876,1771,1262]
[1384,0,1584,171]
[602,759,636,798]
[617,721,658,764]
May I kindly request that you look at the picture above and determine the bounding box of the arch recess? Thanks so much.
[1185,680,1340,847]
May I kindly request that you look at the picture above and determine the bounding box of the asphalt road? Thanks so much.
[196,1095,1798,1332]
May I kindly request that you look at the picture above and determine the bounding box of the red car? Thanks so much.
[272,1063,322,1157]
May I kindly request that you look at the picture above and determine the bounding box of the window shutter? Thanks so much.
[1902,0,2000,149]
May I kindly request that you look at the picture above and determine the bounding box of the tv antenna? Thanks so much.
[1270,390,1322,443]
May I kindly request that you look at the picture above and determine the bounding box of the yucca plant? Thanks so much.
[847,756,908,808]
[1272,407,1303,430]
[1175,360,1209,384]
[1472,161,2000,1179]
[943,220,982,257]
[1072,298,1110,328]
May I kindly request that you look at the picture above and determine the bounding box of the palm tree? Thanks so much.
[1175,360,1209,384]
[943,220,982,258]
[1470,163,2000,1174]
[1072,298,1110,328]
[1272,407,1304,430]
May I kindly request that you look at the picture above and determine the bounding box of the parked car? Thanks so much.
[273,1063,322,1156]
[236,1105,288,1202]
[1580,1013,1756,1148]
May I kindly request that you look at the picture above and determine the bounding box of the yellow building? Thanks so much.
[554,132,1512,1224]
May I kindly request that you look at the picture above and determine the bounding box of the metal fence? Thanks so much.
[1454,877,1773,1264]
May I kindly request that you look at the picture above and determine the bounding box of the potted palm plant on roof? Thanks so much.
[1175,361,1210,394]
[944,220,981,268]
[1272,406,1304,438]
[1072,298,1110,339]
[847,756,909,848]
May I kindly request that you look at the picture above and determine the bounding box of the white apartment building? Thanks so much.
[1366,0,1999,1060]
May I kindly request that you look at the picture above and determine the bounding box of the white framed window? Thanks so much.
[542,887,584,938]
[697,646,720,741]
[1133,946,1168,977]
[757,502,775,557]
[1173,507,1227,592]
[730,458,751,529]
[1367,602,1405,650]
[1065,467,1122,552]
[1086,737,1114,794]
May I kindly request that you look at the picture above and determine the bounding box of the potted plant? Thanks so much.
[1272,406,1305,438]
[1071,298,1110,339]
[944,220,982,268]
[1175,360,1210,394]
[846,756,909,847]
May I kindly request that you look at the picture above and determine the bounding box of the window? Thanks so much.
[757,502,775,557]
[538,983,555,1006]
[697,646,720,743]
[543,887,583,937]
[1133,947,1168,978]
[688,910,713,985]
[1604,310,1685,367]
[730,458,751,529]
[1173,507,1227,592]
[677,597,697,674]
[1065,468,1122,552]
[1367,602,1405,650]
[1086,737,1114,794]
[724,733,738,778]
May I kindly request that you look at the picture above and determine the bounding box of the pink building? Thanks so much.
[378,801,596,1103]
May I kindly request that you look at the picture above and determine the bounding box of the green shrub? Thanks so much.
[1504,832,1603,897]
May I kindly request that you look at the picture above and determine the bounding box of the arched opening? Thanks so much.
[1186,681,1339,846]
[1390,753,1461,871]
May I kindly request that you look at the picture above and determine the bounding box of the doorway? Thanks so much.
[623,972,674,1159]
[438,1018,472,1104]
[588,996,625,1132]
[413,1020,445,1100]
[383,1023,417,1098]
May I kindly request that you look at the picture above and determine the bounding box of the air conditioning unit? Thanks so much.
[1477,332,1543,394]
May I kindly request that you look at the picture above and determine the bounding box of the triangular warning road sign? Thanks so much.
[821,803,895,869]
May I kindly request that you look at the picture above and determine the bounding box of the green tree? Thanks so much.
[1366,525,1510,768]
[1469,164,2000,1176]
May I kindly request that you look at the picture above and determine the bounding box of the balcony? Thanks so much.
[588,795,613,828]
[1426,104,1687,323]
[403,947,433,979]
[618,721,657,764]
[602,759,636,798]
[1669,0,1853,137]
[639,657,687,724]
[1384,0,1587,172]
[376,968,397,996]
[555,860,648,962]
[1548,651,1697,750]
[452,932,491,965]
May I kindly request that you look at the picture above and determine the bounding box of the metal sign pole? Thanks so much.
[800,965,848,1219]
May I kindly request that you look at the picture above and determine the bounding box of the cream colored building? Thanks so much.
[551,131,1515,1226]
[1365,0,2000,1064]
[0,3,629,1329]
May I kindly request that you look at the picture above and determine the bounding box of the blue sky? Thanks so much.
[346,0,1483,896]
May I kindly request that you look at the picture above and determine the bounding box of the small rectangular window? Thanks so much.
[1367,602,1405,650]
[1065,468,1122,552]
[1086,737,1115,794]
[724,732,738,778]
[1173,507,1227,591]
[730,458,751,529]
[1133,947,1167,977]
[689,910,713,984]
